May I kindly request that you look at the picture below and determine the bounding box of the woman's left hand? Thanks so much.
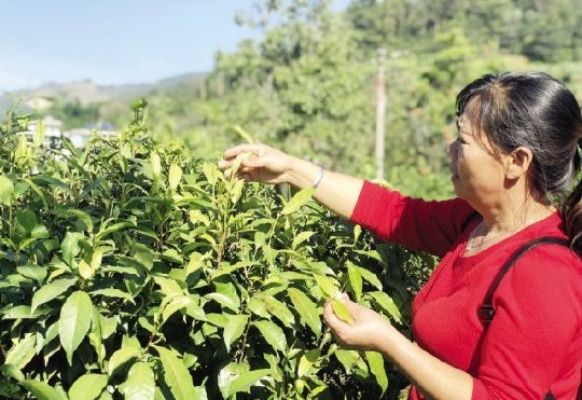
[323,294,393,352]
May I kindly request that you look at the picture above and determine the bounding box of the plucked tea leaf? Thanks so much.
[313,274,338,300]
[331,299,354,325]
[231,125,255,143]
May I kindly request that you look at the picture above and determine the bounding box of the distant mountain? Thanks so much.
[0,72,208,114]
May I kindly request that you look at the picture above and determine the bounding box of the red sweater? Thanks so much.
[350,181,582,399]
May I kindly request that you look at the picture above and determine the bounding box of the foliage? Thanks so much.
[0,109,435,399]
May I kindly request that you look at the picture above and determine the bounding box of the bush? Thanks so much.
[0,111,433,399]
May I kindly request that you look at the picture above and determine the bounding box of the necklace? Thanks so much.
[465,222,520,251]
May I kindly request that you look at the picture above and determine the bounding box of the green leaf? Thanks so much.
[291,231,315,250]
[134,243,154,270]
[17,264,47,284]
[95,221,135,241]
[334,349,360,371]
[69,373,108,400]
[107,346,141,377]
[202,162,220,186]
[297,348,320,377]
[287,288,321,337]
[154,346,198,400]
[313,274,339,300]
[59,290,93,365]
[153,276,183,297]
[15,209,37,232]
[61,232,83,266]
[91,288,135,304]
[225,369,270,398]
[121,362,156,400]
[261,296,295,328]
[169,163,183,190]
[223,314,249,351]
[231,125,255,143]
[366,351,388,395]
[357,265,383,290]
[151,152,162,179]
[161,295,193,324]
[31,278,77,313]
[281,187,315,215]
[367,291,402,323]
[331,299,354,325]
[56,209,94,232]
[5,334,37,369]
[0,175,14,206]
[20,380,68,400]
[253,320,287,352]
[347,261,363,302]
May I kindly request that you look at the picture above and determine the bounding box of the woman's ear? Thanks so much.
[505,146,533,179]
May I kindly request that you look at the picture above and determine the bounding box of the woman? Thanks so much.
[219,72,582,399]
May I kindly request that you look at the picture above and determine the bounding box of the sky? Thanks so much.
[0,1,349,93]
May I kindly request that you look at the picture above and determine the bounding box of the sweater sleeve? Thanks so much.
[350,180,475,257]
[470,248,582,399]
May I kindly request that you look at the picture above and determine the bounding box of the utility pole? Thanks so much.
[375,47,387,181]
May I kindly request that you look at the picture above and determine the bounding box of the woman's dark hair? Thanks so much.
[455,71,582,250]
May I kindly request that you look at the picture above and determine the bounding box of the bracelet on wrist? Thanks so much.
[312,166,325,189]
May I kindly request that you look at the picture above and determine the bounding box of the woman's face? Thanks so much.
[448,112,507,205]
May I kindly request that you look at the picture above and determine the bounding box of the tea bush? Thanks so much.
[0,110,434,399]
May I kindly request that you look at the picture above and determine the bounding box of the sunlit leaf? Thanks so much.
[253,320,287,352]
[366,351,388,395]
[168,163,183,191]
[297,348,320,377]
[108,347,141,377]
[0,175,14,206]
[367,291,402,323]
[5,334,36,369]
[288,288,321,336]
[59,290,93,364]
[121,362,156,400]
[31,278,77,313]
[20,379,68,400]
[154,346,198,400]
[223,314,249,351]
[69,373,108,400]
[281,187,315,215]
[347,261,363,302]
[331,299,354,325]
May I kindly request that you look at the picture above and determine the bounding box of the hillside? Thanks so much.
[0,72,208,115]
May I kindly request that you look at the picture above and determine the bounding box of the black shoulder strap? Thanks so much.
[478,236,570,325]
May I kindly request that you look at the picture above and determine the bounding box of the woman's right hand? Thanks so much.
[218,144,298,185]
